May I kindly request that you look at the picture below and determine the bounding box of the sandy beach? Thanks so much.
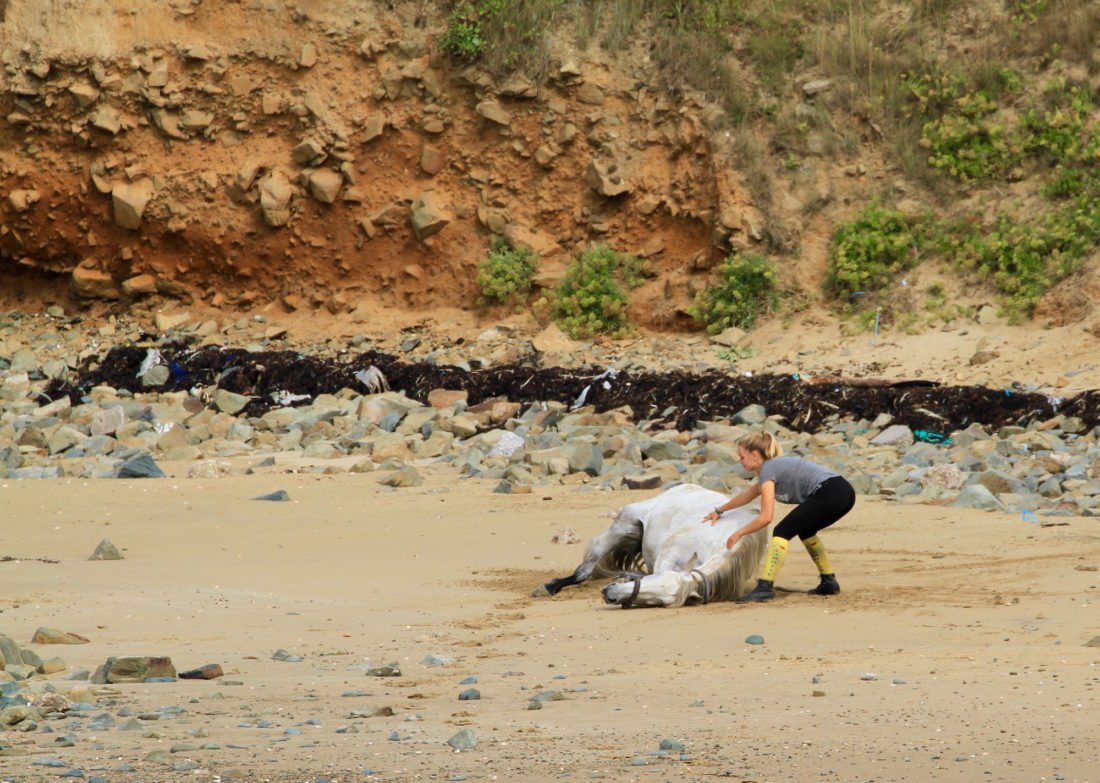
[3,459,1098,783]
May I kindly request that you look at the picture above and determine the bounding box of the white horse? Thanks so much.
[536,484,771,608]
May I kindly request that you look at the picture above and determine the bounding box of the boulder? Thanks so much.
[410,191,452,241]
[308,168,343,203]
[112,179,155,230]
[260,170,294,227]
[31,628,90,645]
[71,266,120,299]
[476,100,510,126]
[122,274,157,296]
[586,159,631,197]
[91,656,176,684]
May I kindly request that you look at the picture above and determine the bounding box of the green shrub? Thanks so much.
[921,93,1020,181]
[826,203,920,301]
[942,194,1099,318]
[440,0,506,60]
[476,238,538,305]
[551,246,647,338]
[689,254,779,333]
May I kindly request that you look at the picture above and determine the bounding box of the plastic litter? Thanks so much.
[355,366,389,393]
[136,348,163,378]
[271,390,311,406]
[572,368,619,410]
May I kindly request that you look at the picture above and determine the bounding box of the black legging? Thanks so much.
[774,476,856,541]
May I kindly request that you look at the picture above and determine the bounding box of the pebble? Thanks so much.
[860,672,878,681]
[254,489,291,501]
[892,678,907,685]
[744,634,764,645]
[458,688,481,700]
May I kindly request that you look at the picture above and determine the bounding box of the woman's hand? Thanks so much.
[701,511,719,525]
[726,532,742,550]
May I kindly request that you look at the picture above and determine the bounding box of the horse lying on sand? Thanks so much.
[535,484,771,608]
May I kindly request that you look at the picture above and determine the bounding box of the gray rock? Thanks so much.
[117,453,164,479]
[457,688,480,700]
[89,538,122,561]
[952,484,1002,511]
[446,728,478,751]
[254,490,290,501]
[420,654,454,667]
[141,365,170,388]
[871,425,914,447]
[733,405,767,425]
[214,389,251,415]
[365,662,401,677]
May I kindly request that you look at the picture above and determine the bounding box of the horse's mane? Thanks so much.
[693,525,771,603]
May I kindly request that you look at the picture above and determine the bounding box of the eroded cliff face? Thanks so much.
[0,0,761,326]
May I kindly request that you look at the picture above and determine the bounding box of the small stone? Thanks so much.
[457,688,480,701]
[89,539,123,561]
[272,649,303,663]
[659,738,685,752]
[179,664,224,680]
[892,678,906,685]
[365,662,400,677]
[32,628,90,645]
[860,672,877,681]
[420,654,453,667]
[446,728,478,751]
[254,490,290,502]
[117,454,164,479]
[744,634,764,645]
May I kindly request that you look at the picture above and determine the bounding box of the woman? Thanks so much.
[701,431,855,602]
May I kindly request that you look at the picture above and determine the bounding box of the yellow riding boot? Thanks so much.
[802,535,840,595]
[737,537,789,602]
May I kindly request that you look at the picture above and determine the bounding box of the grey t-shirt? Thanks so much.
[758,456,838,504]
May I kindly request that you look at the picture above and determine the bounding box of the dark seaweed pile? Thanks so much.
[44,345,1100,434]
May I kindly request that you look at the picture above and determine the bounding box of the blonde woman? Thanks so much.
[701,431,855,602]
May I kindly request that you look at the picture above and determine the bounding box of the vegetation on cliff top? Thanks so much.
[451,0,1097,330]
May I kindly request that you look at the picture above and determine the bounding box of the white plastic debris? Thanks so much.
[137,348,164,378]
[271,390,312,406]
[571,368,619,410]
[355,366,389,393]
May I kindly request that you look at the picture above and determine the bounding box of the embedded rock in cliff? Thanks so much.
[410,191,452,241]
[308,168,343,204]
[112,179,155,230]
[260,170,295,227]
[72,266,120,299]
[586,159,632,197]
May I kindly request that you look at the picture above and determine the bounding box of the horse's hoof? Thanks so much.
[530,585,551,598]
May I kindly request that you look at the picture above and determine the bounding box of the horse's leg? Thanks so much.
[535,510,643,597]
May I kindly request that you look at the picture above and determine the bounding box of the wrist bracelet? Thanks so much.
[714,507,722,516]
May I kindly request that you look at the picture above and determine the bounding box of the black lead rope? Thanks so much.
[620,576,643,609]
[691,568,712,605]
